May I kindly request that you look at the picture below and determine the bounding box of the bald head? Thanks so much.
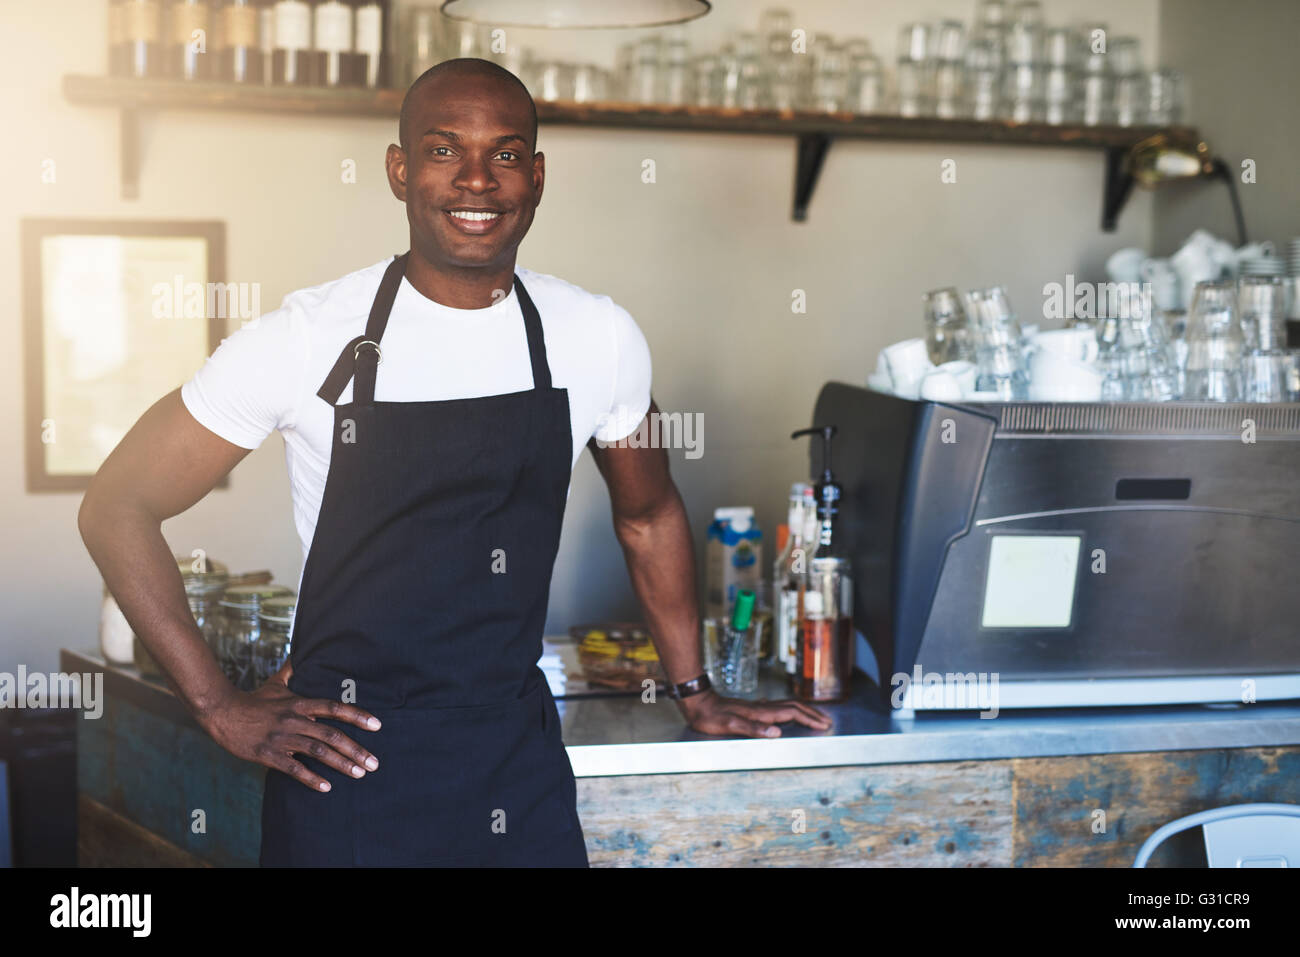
[399,58,538,153]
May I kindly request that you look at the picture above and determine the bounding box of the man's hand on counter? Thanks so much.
[200,661,383,792]
[676,690,833,738]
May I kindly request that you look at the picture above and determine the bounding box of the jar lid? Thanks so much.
[184,572,230,598]
[176,554,228,575]
[177,553,230,596]
[259,595,297,624]
[220,583,292,609]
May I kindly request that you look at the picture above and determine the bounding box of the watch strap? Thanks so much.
[668,673,712,700]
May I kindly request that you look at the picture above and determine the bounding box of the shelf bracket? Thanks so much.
[1101,144,1134,232]
[793,132,832,222]
[121,108,140,200]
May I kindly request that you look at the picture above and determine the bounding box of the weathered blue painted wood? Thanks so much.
[1013,747,1300,866]
[78,688,263,867]
[575,760,1014,866]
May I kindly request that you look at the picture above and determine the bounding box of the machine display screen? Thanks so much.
[981,534,1082,629]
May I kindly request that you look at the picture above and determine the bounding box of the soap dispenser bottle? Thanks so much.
[789,426,854,701]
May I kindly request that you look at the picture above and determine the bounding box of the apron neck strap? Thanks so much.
[316,252,407,407]
[352,251,409,405]
[316,254,554,407]
[513,273,552,392]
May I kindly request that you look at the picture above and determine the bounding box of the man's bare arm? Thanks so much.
[587,400,831,737]
[78,389,381,790]
[79,388,252,722]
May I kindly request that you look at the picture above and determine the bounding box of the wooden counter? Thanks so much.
[63,649,1300,867]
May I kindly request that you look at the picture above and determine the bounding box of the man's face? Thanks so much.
[388,75,543,271]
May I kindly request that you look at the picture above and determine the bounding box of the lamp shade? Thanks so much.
[441,0,711,29]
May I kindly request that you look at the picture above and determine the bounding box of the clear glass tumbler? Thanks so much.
[1243,351,1290,403]
[933,20,966,62]
[812,43,848,112]
[895,59,933,117]
[1123,303,1180,401]
[1237,276,1289,352]
[934,61,966,118]
[849,54,884,113]
[703,616,764,699]
[923,287,974,364]
[1184,280,1244,401]
[1146,68,1184,124]
[965,286,1029,399]
[1284,351,1300,401]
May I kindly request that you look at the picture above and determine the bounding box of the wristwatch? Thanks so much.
[667,672,712,701]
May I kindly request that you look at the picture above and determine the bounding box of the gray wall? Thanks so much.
[1153,0,1300,253]
[2,0,1163,671]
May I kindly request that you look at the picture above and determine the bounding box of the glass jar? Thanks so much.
[253,595,297,689]
[188,577,230,648]
[214,584,292,691]
[133,555,228,679]
[795,557,854,702]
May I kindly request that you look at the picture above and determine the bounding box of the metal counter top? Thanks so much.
[69,649,1300,779]
[558,669,1300,777]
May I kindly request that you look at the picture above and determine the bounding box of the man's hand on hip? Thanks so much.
[202,661,383,792]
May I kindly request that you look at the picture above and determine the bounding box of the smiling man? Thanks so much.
[78,58,830,868]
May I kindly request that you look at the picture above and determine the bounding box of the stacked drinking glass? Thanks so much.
[965,286,1029,399]
[1183,281,1245,401]
[1094,285,1180,401]
[1238,277,1292,403]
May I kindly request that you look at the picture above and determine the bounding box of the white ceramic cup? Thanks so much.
[882,338,933,398]
[936,359,977,396]
[1106,247,1147,283]
[920,368,963,401]
[1204,234,1237,274]
[1033,327,1099,364]
[1028,349,1103,401]
[1172,237,1220,291]
[1141,257,1180,311]
[866,371,893,393]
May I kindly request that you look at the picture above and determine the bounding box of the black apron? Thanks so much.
[259,253,588,867]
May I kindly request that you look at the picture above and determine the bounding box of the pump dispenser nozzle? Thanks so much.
[791,426,837,484]
[791,426,841,551]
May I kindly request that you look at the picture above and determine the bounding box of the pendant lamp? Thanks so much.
[440,0,711,29]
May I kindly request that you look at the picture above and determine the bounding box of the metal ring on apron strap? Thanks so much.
[354,339,382,364]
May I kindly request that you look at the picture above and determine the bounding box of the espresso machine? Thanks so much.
[810,382,1300,710]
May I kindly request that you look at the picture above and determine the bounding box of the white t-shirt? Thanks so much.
[181,257,652,579]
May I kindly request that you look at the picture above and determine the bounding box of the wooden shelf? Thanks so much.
[63,74,1202,221]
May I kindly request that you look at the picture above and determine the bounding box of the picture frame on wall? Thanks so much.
[21,219,229,492]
